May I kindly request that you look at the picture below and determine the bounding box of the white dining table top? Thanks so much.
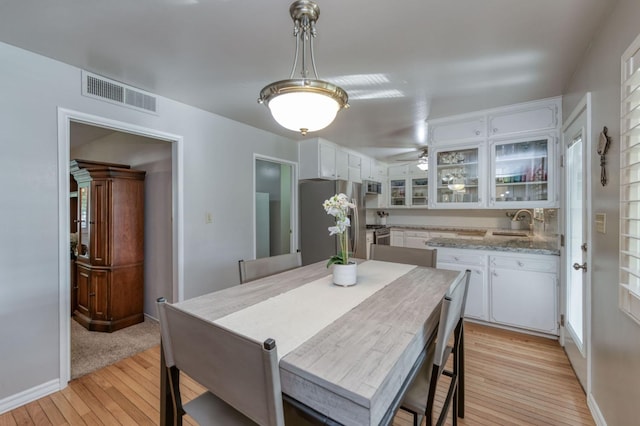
[173,259,463,426]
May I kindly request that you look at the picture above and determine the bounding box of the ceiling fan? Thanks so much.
[394,147,429,171]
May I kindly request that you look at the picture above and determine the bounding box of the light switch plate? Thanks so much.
[595,213,606,233]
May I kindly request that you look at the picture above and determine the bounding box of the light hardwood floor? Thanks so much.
[0,323,594,426]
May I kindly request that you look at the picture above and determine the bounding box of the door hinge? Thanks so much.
[560,155,564,168]
[560,314,565,327]
[560,234,565,247]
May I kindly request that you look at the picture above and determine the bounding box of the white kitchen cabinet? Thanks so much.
[388,164,409,176]
[410,176,428,206]
[388,177,408,207]
[374,161,388,180]
[361,157,373,181]
[425,97,561,209]
[489,136,556,207]
[437,249,488,321]
[366,231,374,259]
[489,254,558,335]
[348,153,362,183]
[360,156,382,182]
[429,115,486,144]
[336,148,349,180]
[430,144,485,209]
[404,231,430,249]
[390,229,404,247]
[388,175,429,208]
[488,102,558,137]
[299,138,338,180]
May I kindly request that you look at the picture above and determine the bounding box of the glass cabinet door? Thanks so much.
[411,177,428,206]
[389,179,407,206]
[434,146,480,206]
[492,138,550,204]
[77,184,90,260]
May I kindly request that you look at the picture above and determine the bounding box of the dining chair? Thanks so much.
[238,251,302,284]
[399,269,471,426]
[370,244,437,267]
[156,298,285,426]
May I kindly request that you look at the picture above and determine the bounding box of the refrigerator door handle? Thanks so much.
[352,198,359,256]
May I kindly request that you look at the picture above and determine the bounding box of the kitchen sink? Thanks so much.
[456,230,487,238]
[492,231,530,237]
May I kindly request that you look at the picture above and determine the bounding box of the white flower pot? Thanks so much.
[333,262,357,287]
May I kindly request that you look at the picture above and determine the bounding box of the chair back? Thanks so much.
[433,270,470,368]
[157,299,284,426]
[238,252,302,284]
[370,244,437,267]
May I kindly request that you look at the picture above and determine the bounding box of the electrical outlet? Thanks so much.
[205,212,213,224]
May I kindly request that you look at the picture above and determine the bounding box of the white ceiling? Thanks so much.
[0,0,616,160]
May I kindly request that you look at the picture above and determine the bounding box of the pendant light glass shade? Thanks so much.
[258,0,348,135]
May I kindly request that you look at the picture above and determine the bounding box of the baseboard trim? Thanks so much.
[0,379,60,415]
[588,392,607,426]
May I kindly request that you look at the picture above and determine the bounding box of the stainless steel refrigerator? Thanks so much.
[299,180,366,265]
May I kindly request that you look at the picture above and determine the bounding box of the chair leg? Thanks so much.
[167,366,184,426]
[458,322,465,418]
[425,364,439,426]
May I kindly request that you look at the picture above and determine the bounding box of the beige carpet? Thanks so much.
[71,317,160,379]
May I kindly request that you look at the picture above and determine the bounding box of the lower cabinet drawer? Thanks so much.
[438,250,486,267]
[490,255,557,272]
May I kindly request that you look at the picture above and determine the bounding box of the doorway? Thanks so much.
[254,156,296,258]
[561,94,591,391]
[58,108,184,384]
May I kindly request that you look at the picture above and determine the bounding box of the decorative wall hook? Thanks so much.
[598,126,612,186]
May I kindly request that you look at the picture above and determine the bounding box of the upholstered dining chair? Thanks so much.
[370,244,437,267]
[156,298,285,426]
[399,269,471,426]
[238,252,302,284]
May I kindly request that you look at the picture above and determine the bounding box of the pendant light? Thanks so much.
[258,0,349,136]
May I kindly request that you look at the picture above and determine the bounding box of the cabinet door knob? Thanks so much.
[89,292,96,297]
[475,130,481,135]
[517,261,524,267]
[493,128,498,133]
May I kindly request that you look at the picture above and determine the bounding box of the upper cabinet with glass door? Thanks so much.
[430,144,484,209]
[427,97,561,209]
[489,136,555,207]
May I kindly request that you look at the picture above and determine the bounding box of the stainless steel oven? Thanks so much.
[373,227,390,246]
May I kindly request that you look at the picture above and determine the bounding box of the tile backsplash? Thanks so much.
[367,208,559,237]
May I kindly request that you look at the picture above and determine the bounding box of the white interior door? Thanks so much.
[562,95,591,391]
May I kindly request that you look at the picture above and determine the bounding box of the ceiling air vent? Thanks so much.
[81,71,158,115]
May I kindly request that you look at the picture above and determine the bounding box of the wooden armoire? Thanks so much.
[70,159,146,332]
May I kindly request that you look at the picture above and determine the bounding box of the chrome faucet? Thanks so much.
[512,209,534,235]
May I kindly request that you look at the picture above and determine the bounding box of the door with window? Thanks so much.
[562,94,591,390]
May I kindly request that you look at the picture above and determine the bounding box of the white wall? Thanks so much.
[562,0,640,424]
[0,41,297,406]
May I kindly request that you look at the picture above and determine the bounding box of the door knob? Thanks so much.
[573,262,587,272]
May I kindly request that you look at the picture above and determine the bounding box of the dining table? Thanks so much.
[159,259,465,426]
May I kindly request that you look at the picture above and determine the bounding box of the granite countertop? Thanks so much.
[386,225,560,255]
